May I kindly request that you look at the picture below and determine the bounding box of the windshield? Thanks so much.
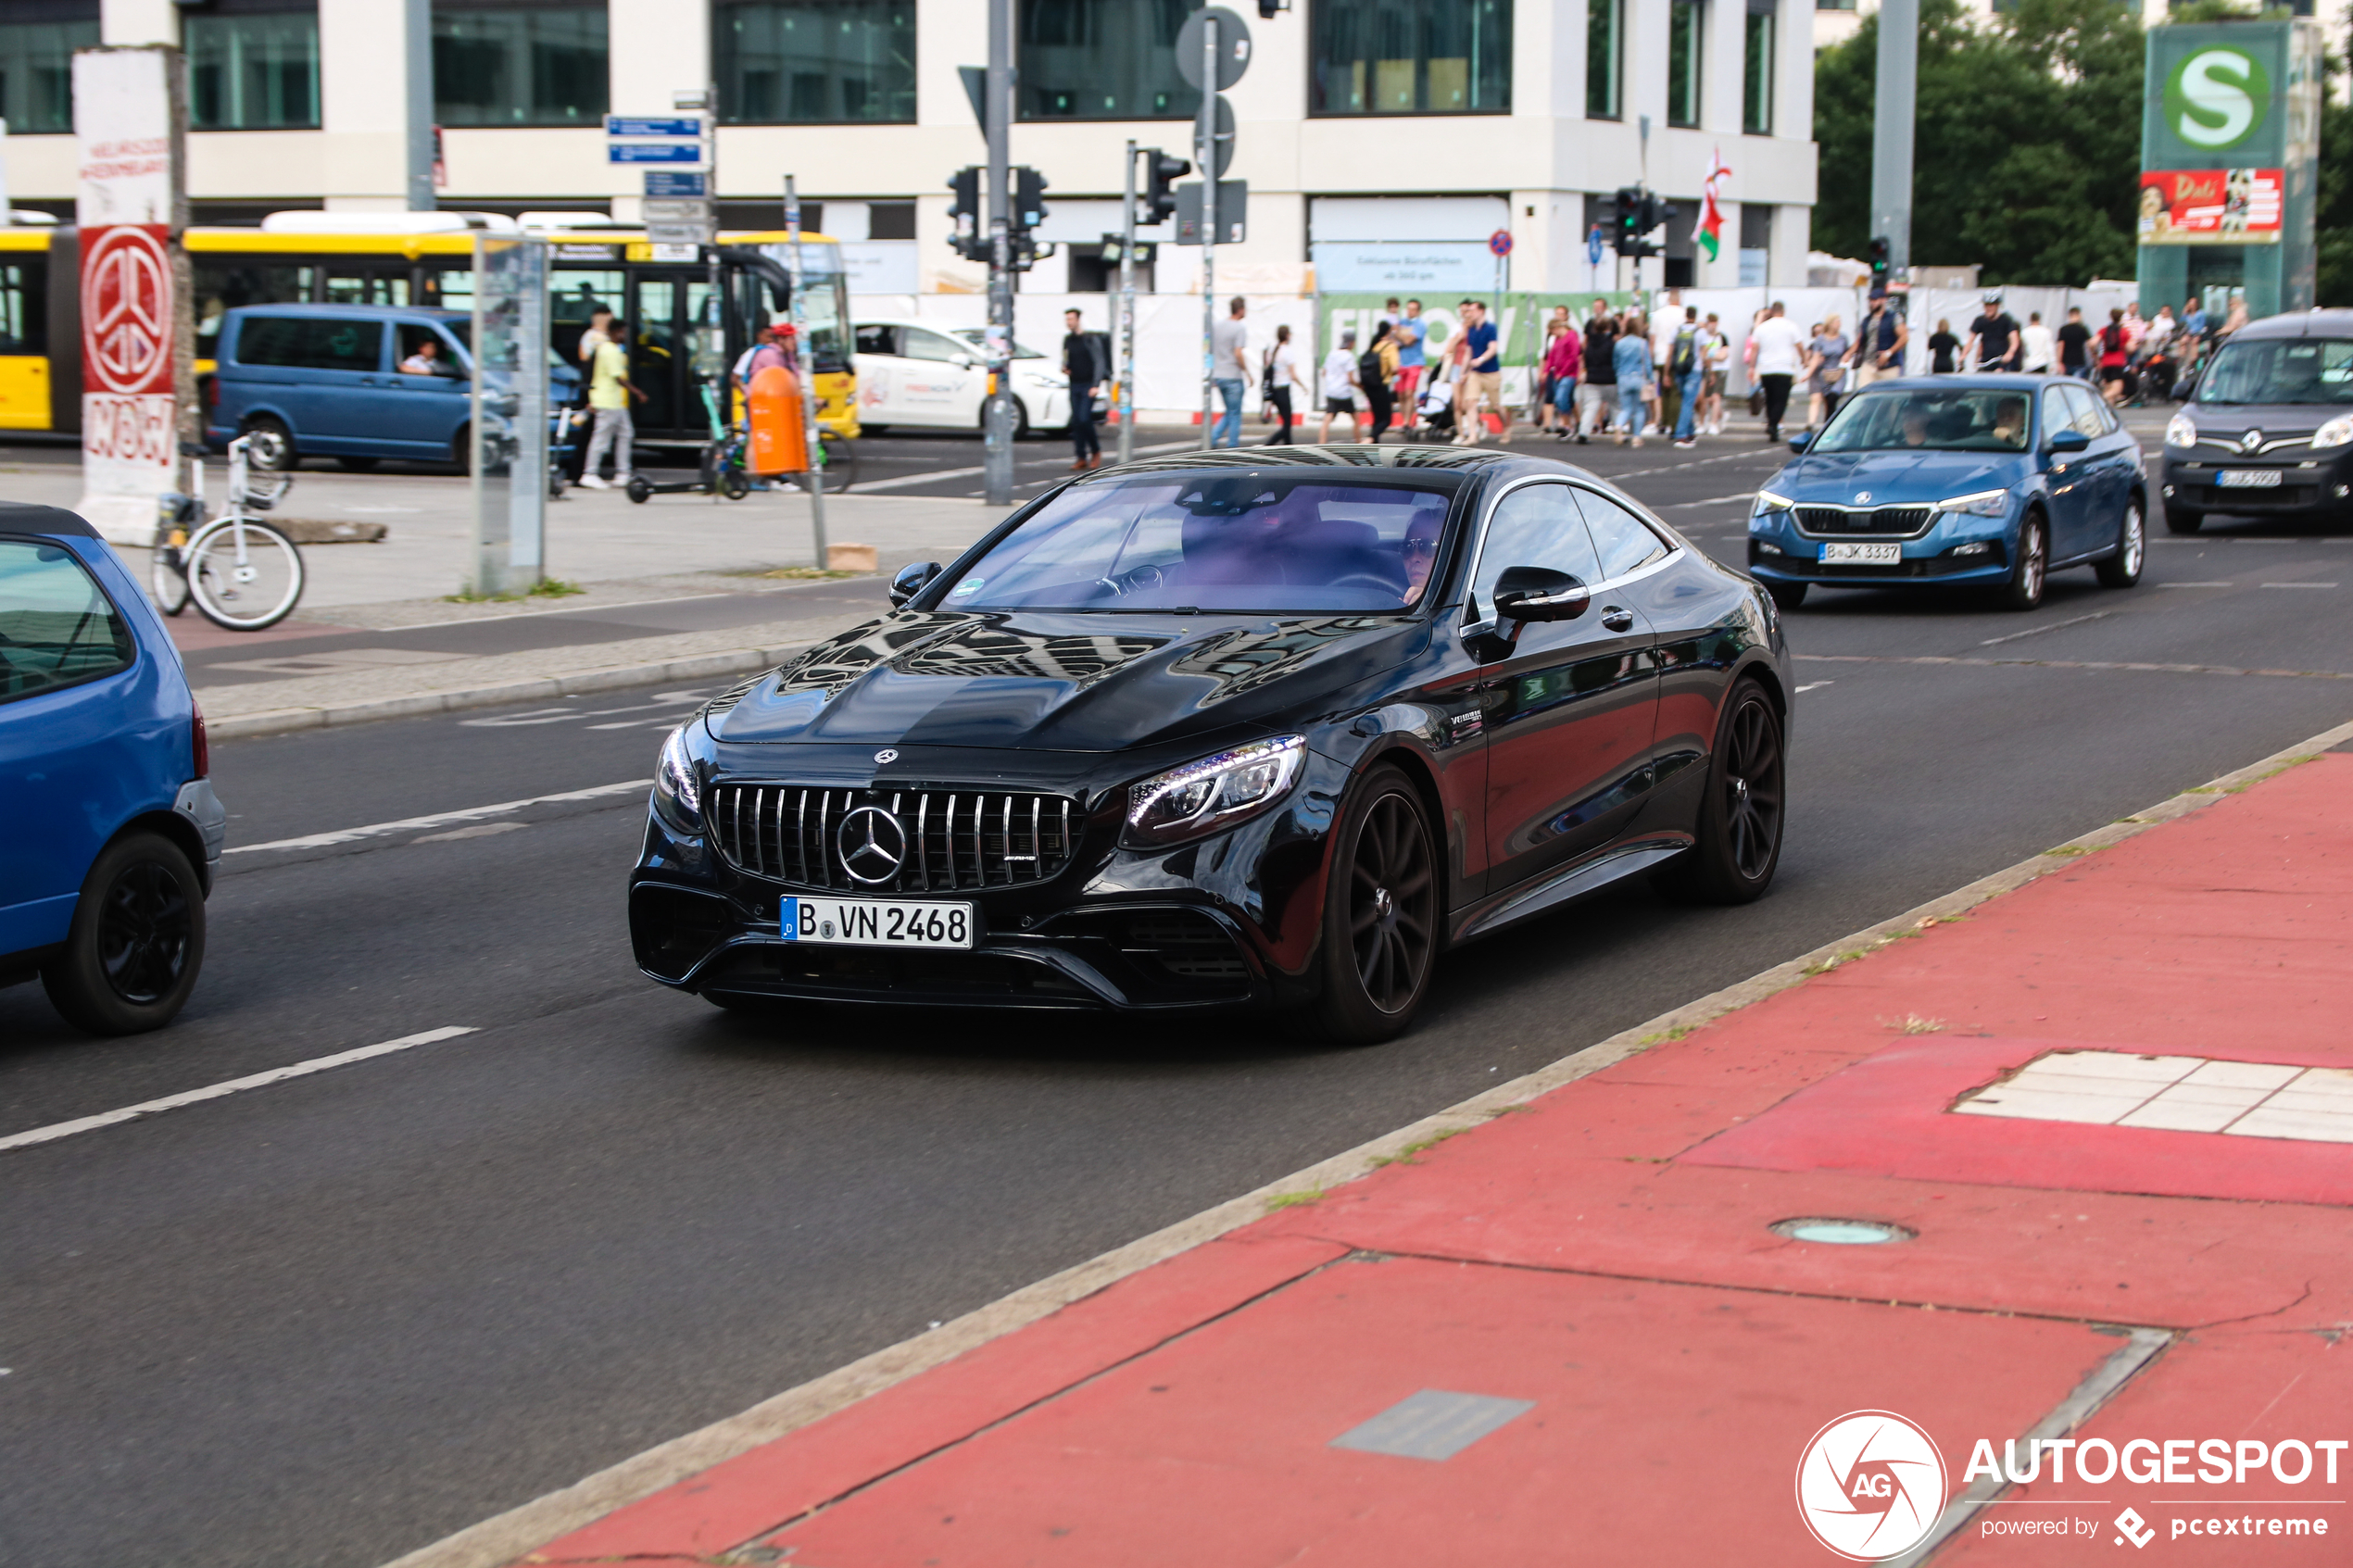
[951,328,1045,360]
[938,475,1455,614]
[2196,339,2353,406]
[1812,387,2034,454]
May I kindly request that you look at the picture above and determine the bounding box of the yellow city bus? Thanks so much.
[0,221,858,446]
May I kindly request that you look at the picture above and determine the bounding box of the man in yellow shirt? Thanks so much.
[578,316,642,490]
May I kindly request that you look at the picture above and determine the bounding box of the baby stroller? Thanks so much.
[1413,376,1458,443]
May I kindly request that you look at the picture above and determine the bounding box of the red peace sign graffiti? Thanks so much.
[82,226,173,395]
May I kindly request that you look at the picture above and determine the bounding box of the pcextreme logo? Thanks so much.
[1795,1411,1947,1562]
[2165,46,2271,150]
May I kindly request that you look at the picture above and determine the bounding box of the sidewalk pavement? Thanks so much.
[415,723,2353,1567]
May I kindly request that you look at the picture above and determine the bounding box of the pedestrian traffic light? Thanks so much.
[1143,148,1190,225]
[947,166,983,261]
[1868,235,1891,298]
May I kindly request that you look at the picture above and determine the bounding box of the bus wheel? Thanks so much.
[243,416,296,470]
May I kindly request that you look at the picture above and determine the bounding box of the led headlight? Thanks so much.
[2166,412,2198,449]
[653,720,711,833]
[2313,414,2353,449]
[1932,489,2011,519]
[1123,734,1305,848]
[1753,489,1795,518]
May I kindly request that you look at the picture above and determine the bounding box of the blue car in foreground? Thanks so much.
[1746,374,2147,611]
[0,505,223,1034]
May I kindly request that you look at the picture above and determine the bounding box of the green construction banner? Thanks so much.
[1317,292,1644,370]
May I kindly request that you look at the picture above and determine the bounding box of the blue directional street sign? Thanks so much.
[644,170,708,196]
[1587,225,1604,266]
[610,143,703,164]
[605,116,701,138]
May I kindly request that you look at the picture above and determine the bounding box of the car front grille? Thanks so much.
[708,784,1081,892]
[1795,506,1934,536]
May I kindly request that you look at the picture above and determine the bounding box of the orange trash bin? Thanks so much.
[747,363,808,476]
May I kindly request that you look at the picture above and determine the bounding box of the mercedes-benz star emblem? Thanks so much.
[875,748,899,764]
[837,806,908,884]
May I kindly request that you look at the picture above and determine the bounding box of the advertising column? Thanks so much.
[469,233,548,598]
[72,45,188,544]
[2138,19,2322,320]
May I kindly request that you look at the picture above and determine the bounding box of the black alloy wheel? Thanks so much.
[1657,681,1785,905]
[42,832,207,1035]
[1999,512,2048,610]
[1316,767,1438,1044]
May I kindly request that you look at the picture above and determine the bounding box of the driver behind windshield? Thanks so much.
[1991,396,2028,449]
[1899,407,1932,448]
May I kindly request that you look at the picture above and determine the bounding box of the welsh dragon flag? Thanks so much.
[1695,148,1730,262]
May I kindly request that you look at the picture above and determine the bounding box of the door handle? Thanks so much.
[1601,607,1635,633]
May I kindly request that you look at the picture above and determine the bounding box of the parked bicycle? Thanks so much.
[151,434,307,631]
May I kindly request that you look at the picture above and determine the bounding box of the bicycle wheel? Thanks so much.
[150,540,191,617]
[186,518,305,631]
[805,437,859,494]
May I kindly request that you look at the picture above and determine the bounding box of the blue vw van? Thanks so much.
[205,303,580,470]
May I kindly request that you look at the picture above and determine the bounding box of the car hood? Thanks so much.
[710,609,1428,753]
[1771,448,2032,506]
[2178,403,2341,443]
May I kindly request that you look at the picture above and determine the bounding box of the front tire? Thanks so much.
[1313,766,1439,1045]
[2164,503,2204,535]
[1998,511,2048,610]
[1655,679,1785,905]
[1766,580,1807,611]
[186,519,305,631]
[41,832,206,1035]
[2095,497,2145,588]
[625,475,654,504]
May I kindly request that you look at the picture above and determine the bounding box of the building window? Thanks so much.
[1817,0,1854,9]
[1309,0,1510,117]
[434,1,608,128]
[1743,0,1774,135]
[1667,0,1701,129]
[0,12,96,135]
[715,2,913,124]
[1586,0,1620,119]
[187,6,320,132]
[1019,0,1199,120]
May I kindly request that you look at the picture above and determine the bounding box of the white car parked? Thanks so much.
[852,320,1069,436]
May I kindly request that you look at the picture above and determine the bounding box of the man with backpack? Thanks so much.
[1358,322,1395,442]
[1669,307,1705,448]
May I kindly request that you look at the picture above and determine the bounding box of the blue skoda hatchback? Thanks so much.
[0,505,223,1034]
[1746,375,2147,612]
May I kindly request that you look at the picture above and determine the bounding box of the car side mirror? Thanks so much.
[1787,432,1816,454]
[950,353,974,369]
[2047,429,2090,454]
[889,560,942,608]
[1491,565,1591,623]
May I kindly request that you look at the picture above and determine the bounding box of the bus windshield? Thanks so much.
[759,240,849,373]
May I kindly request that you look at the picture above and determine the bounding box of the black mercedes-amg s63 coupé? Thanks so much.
[629,445,1793,1042]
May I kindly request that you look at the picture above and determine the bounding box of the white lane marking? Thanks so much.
[227,779,648,854]
[412,822,531,844]
[2159,581,2234,588]
[1794,681,1835,694]
[459,689,711,728]
[0,1027,477,1155]
[1980,610,2116,646]
[1664,491,1757,508]
[857,438,1201,494]
[2262,582,2338,589]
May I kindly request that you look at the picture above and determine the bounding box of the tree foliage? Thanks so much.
[1814,0,2142,286]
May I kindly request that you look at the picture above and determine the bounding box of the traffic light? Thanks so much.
[1143,148,1190,225]
[1613,186,1652,258]
[1640,193,1679,237]
[1256,0,1290,17]
[947,166,982,260]
[1013,166,1049,232]
[1868,235,1891,297]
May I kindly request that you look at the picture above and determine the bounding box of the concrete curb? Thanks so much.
[208,641,813,742]
[377,712,2353,1568]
